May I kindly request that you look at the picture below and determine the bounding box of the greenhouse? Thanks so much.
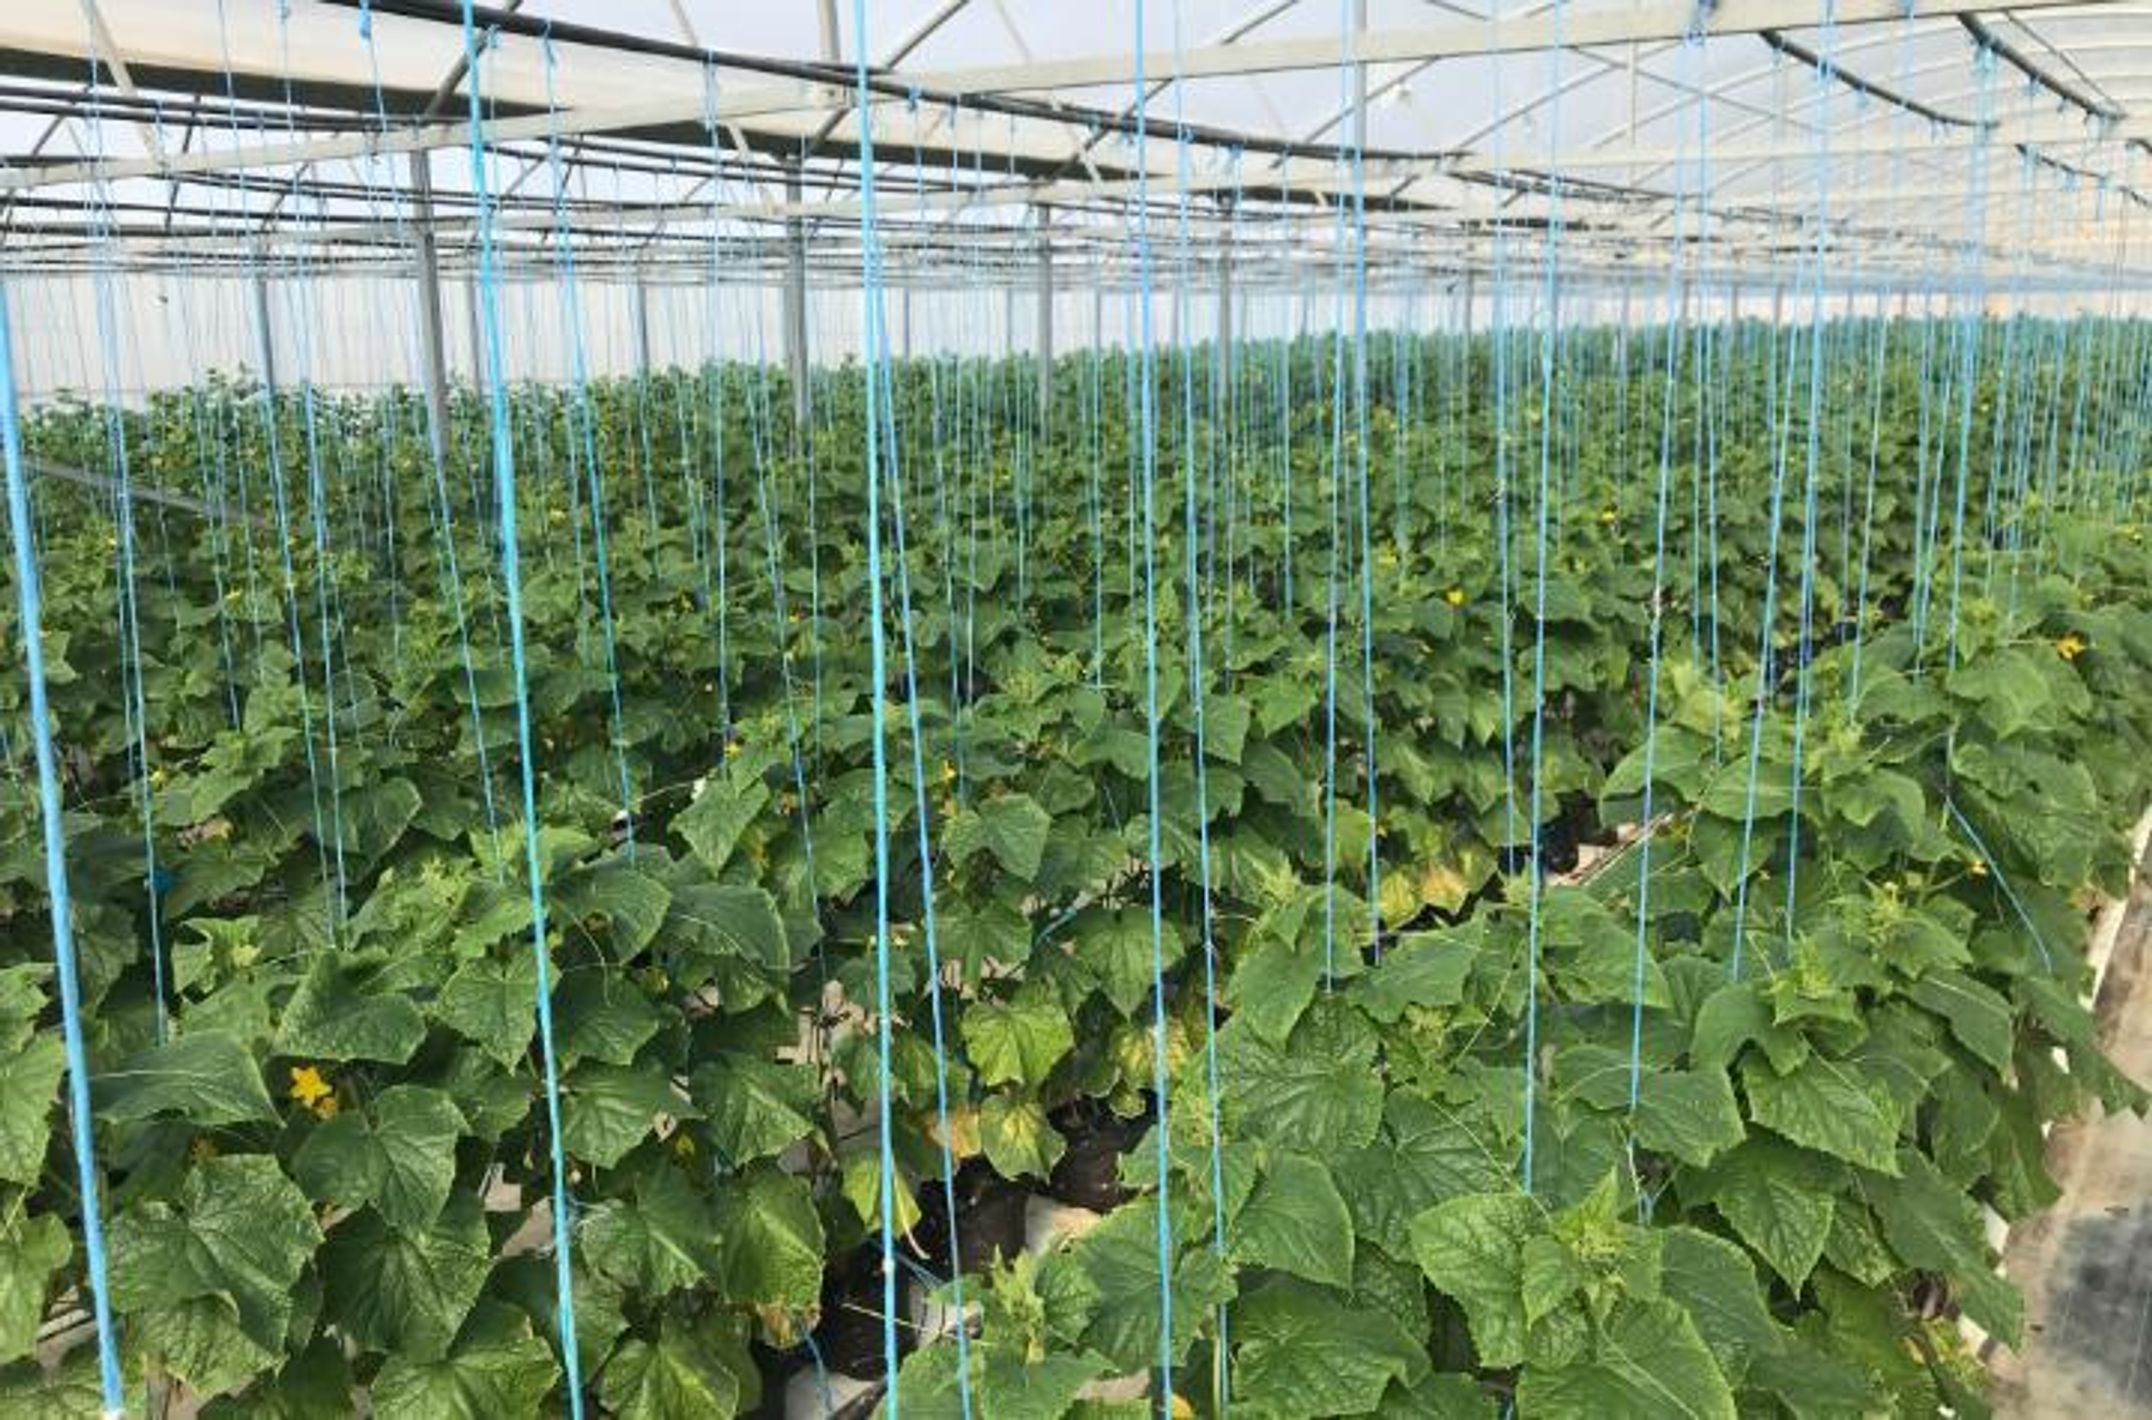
[4,0,2152,1415]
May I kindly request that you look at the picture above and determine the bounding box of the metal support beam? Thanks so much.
[408,149,453,464]
[0,83,824,194]
[634,273,654,375]
[918,0,2113,95]
[1218,249,1233,353]
[788,0,830,434]
[1035,206,1053,422]
[76,0,168,167]
[808,0,972,155]
[3,0,2118,200]
[783,162,810,436]
[249,253,278,397]
[1351,0,1369,160]
[817,0,842,65]
[29,455,233,520]
[464,271,485,387]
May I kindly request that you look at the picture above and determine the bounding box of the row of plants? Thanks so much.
[1,323,2148,1416]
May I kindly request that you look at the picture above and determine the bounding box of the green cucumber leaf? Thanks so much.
[291,1084,466,1231]
[673,776,771,875]
[561,1063,696,1169]
[980,1094,1067,1182]
[963,992,1076,1090]
[1234,1279,1427,1417]
[1635,1068,1746,1169]
[689,1054,819,1163]
[1230,1153,1355,1289]
[1336,1090,1513,1259]
[1742,1056,1901,1175]
[432,953,541,1069]
[94,1031,275,1126]
[279,952,427,1064]
[599,1320,743,1418]
[1657,1226,1782,1383]
[109,1156,322,1362]
[0,1034,64,1185]
[1908,971,2014,1075]
[1218,1003,1383,1157]
[1513,1297,1736,1420]
[1408,1192,1539,1368]
[370,1319,559,1420]
[578,1164,725,1296]
[947,793,1053,881]
[0,1206,67,1364]
[1694,1137,1837,1290]
[318,1195,492,1362]
[717,1167,824,1311]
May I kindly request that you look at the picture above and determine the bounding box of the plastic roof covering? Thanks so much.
[0,0,2148,296]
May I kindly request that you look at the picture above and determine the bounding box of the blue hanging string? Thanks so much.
[207,249,272,688]
[272,0,354,932]
[1392,290,1413,569]
[1485,14,1523,930]
[1629,31,1701,1196]
[215,0,337,934]
[1908,287,1940,657]
[1519,0,1569,1195]
[1277,284,1294,613]
[797,144,829,785]
[1779,2,1840,944]
[1987,135,2037,612]
[1845,301,1891,717]
[0,281,126,1419]
[1166,15,1231,1396]
[540,27,638,855]
[1071,280,1102,690]
[1346,5,1382,962]
[164,275,245,732]
[869,91,975,1420]
[1435,290,1454,564]
[701,67,736,739]
[1941,43,1998,675]
[1086,241,1107,687]
[876,343,978,1420]
[1695,72,1722,703]
[734,302,822,906]
[1131,0,1179,1402]
[1836,71,1891,720]
[906,112,969,755]
[454,5,584,1408]
[76,72,169,1041]
[1724,65,1802,987]
[846,6,903,1408]
[356,0,503,860]
[1319,11,1353,992]
[2058,303,2096,542]
[1220,144,1245,678]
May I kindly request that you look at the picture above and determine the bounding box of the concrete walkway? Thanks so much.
[1994,825,2152,1418]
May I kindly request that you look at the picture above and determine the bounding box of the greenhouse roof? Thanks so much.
[0,0,2147,289]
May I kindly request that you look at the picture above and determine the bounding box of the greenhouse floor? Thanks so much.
[1996,819,2152,1418]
